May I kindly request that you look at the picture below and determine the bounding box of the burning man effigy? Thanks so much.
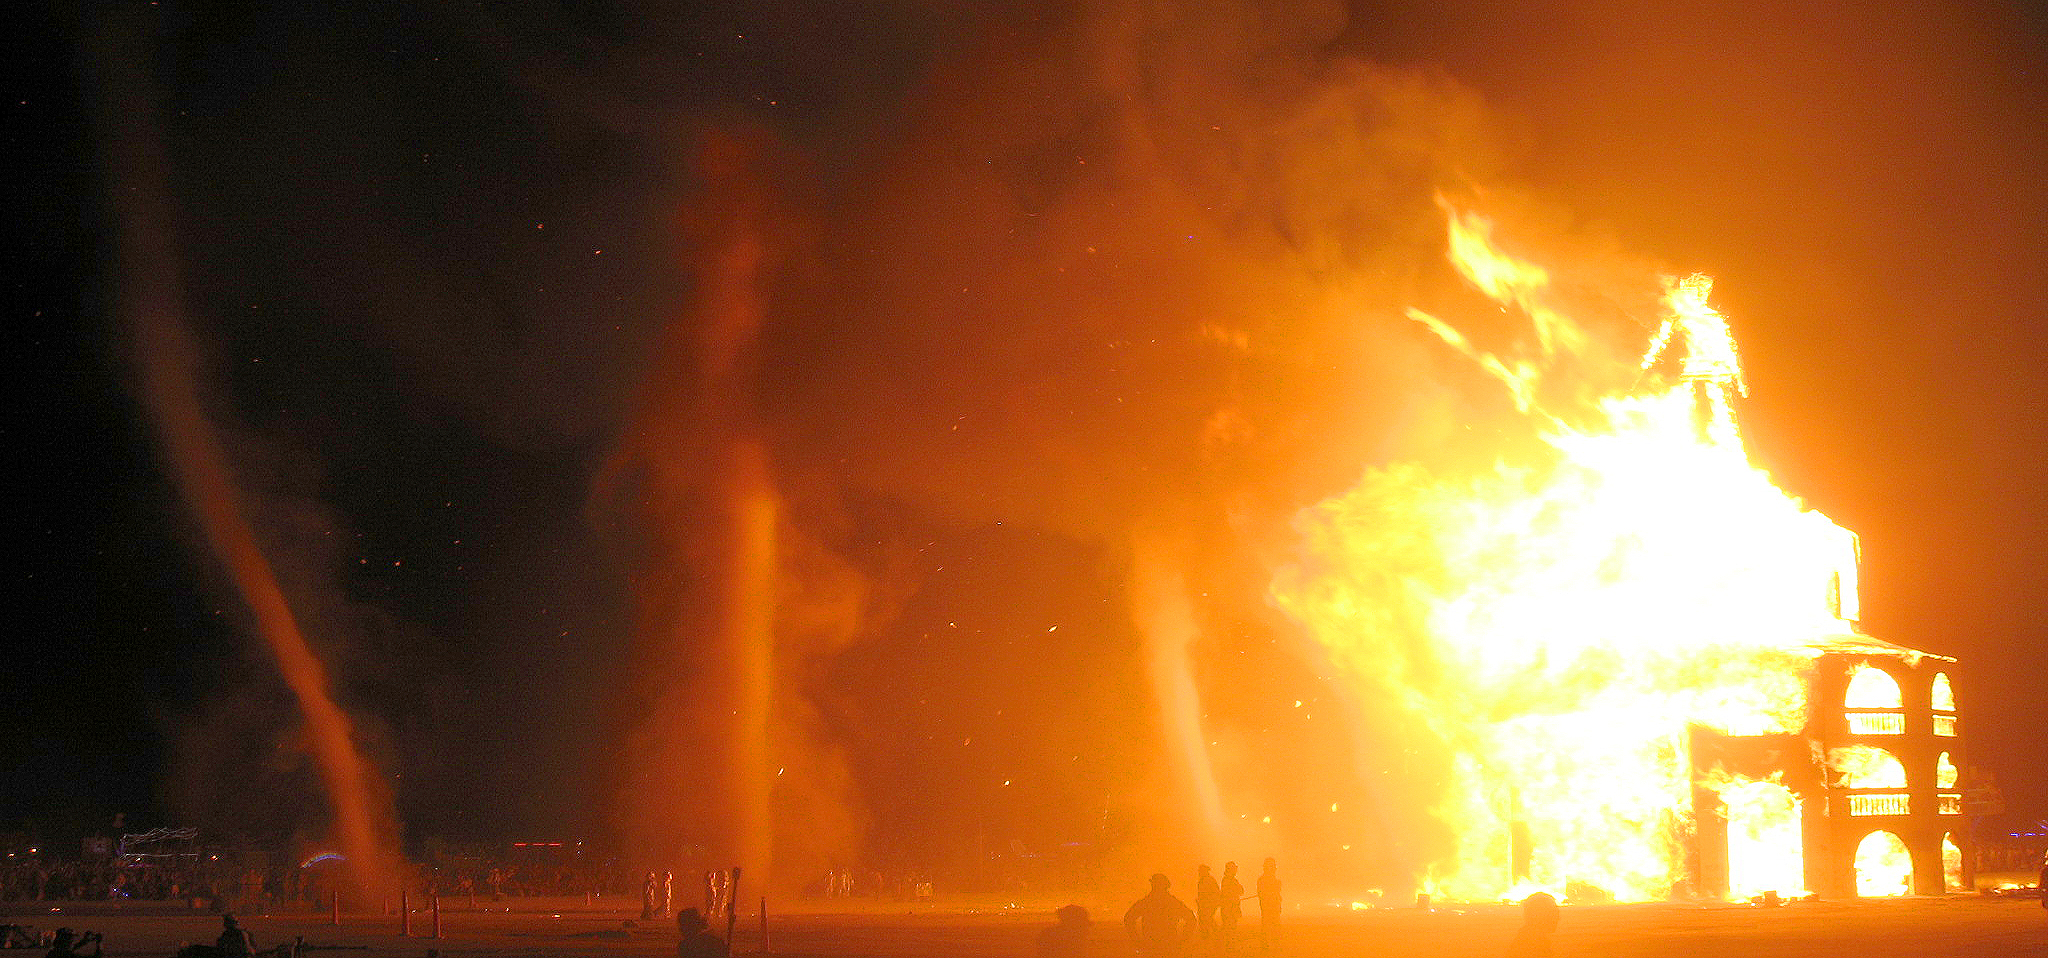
[1276,205,1971,904]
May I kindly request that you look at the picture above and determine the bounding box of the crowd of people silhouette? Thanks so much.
[1036,858,1284,958]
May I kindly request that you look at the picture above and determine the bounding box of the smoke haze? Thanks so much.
[28,0,2047,897]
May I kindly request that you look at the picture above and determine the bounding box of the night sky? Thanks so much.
[12,0,2048,877]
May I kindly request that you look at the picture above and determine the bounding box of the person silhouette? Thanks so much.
[676,908,727,958]
[216,916,255,958]
[1255,859,1280,952]
[1123,874,1195,958]
[1504,892,1559,958]
[1036,904,1090,958]
[1194,865,1219,941]
[45,929,101,958]
[1217,862,1243,953]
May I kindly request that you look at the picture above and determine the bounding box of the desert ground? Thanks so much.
[7,893,2044,958]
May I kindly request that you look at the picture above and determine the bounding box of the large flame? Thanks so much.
[1275,205,1859,901]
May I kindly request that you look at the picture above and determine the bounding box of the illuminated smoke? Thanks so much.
[89,22,399,898]
[1131,533,1227,854]
[137,334,401,900]
[722,437,779,886]
[609,132,826,890]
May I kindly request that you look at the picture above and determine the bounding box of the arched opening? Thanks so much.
[1854,831,1912,897]
[1931,672,1956,712]
[1936,752,1958,789]
[1830,746,1906,788]
[1942,834,1965,892]
[1845,664,1902,708]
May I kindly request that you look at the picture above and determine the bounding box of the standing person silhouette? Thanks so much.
[1503,893,1559,958]
[1217,863,1243,953]
[1255,859,1280,952]
[676,908,727,958]
[216,916,255,958]
[1123,874,1195,958]
[1194,865,1219,942]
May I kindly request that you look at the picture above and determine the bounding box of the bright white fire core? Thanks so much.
[1274,206,1859,901]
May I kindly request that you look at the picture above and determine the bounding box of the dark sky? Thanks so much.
[12,0,2047,877]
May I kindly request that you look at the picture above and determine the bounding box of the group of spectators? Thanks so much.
[0,858,237,905]
[0,854,630,908]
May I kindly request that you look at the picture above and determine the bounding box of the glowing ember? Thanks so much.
[1275,205,1864,902]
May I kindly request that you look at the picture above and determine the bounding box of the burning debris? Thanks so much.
[1274,205,1970,903]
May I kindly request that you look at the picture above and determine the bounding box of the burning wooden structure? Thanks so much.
[1692,634,1971,898]
[1276,206,1974,903]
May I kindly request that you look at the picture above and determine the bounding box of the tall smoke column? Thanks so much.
[616,133,778,888]
[86,19,398,898]
[1132,535,1226,853]
[721,440,778,888]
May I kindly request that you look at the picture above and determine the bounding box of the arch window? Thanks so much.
[1931,672,1956,712]
[1845,664,1906,734]
[1846,664,1903,708]
[1830,746,1906,788]
[1832,745,1909,816]
[1854,830,1912,897]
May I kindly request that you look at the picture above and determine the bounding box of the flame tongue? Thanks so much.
[1276,208,1854,901]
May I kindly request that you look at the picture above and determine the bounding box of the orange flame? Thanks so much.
[1276,206,1857,901]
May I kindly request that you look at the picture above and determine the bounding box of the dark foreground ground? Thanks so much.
[8,894,2045,958]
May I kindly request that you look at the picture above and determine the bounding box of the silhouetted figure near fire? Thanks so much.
[676,908,728,958]
[1194,865,1219,941]
[1504,892,1559,958]
[641,871,660,921]
[1255,859,1280,952]
[45,929,100,958]
[216,916,255,958]
[1036,904,1090,958]
[1124,874,1195,958]
[2038,856,2047,912]
[1218,862,1243,953]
